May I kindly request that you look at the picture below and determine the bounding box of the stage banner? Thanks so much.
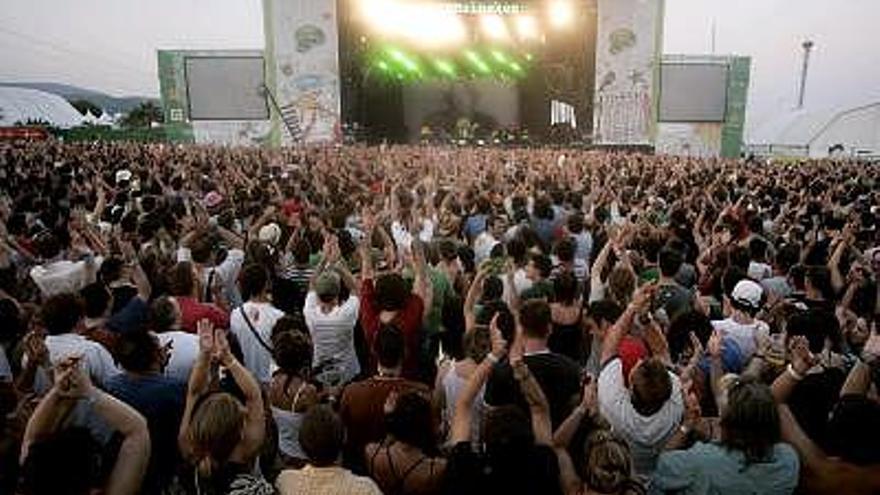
[157,50,195,143]
[594,0,664,145]
[264,0,341,146]
[721,56,751,158]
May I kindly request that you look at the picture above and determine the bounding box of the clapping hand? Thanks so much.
[53,355,93,400]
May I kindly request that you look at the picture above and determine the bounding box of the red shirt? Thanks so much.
[359,279,425,382]
[176,296,230,333]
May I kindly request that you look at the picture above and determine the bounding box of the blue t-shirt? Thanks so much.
[650,442,799,495]
[463,214,488,240]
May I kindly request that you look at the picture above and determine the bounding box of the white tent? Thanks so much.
[748,102,880,158]
[0,87,85,128]
[82,110,100,125]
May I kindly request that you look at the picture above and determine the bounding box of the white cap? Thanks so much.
[731,279,763,310]
[115,169,132,184]
[258,223,282,246]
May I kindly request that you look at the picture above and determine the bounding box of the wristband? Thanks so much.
[486,353,501,364]
[787,363,805,381]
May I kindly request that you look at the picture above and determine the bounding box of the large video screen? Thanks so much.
[185,57,268,120]
[659,63,728,122]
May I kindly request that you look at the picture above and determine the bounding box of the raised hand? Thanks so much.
[489,313,509,360]
[213,327,233,366]
[788,335,819,375]
[707,329,723,358]
[197,319,215,357]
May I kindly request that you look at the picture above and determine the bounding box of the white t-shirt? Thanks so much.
[303,291,361,384]
[598,357,683,476]
[711,318,770,361]
[177,247,246,306]
[229,301,286,384]
[747,261,772,281]
[45,333,119,388]
[156,331,199,382]
[30,257,103,297]
[502,268,533,307]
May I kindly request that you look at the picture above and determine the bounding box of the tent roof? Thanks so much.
[749,102,880,147]
[0,87,84,128]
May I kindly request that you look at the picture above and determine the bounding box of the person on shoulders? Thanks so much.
[597,283,684,477]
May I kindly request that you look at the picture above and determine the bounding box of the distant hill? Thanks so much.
[0,82,156,114]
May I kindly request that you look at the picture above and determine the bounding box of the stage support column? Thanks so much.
[264,0,342,146]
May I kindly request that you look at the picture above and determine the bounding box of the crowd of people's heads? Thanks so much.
[0,140,878,495]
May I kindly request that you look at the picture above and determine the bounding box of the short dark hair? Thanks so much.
[585,300,623,327]
[519,299,551,339]
[483,405,533,454]
[567,214,584,234]
[80,282,111,319]
[506,238,527,265]
[375,273,408,311]
[553,272,579,305]
[630,358,672,416]
[33,231,61,260]
[720,378,780,464]
[805,265,834,300]
[189,237,214,264]
[667,310,713,363]
[272,330,312,375]
[530,253,552,279]
[239,264,270,301]
[149,296,178,333]
[41,293,83,336]
[554,238,576,263]
[826,394,880,465]
[21,427,100,495]
[385,392,435,452]
[481,276,504,302]
[293,238,311,265]
[749,237,769,262]
[374,324,404,369]
[658,246,684,278]
[116,330,159,373]
[299,405,344,467]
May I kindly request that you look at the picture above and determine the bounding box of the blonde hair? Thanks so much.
[583,429,639,494]
[188,393,245,478]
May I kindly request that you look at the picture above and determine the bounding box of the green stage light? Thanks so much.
[524,53,533,61]
[491,50,508,63]
[377,60,390,71]
[509,61,523,72]
[435,59,456,76]
[465,50,490,74]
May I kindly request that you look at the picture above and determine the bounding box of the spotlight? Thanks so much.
[515,15,539,40]
[548,1,574,28]
[481,15,509,40]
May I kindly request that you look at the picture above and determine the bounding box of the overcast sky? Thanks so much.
[2,0,879,132]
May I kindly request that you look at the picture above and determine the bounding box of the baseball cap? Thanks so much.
[258,223,282,246]
[315,272,341,298]
[731,280,763,310]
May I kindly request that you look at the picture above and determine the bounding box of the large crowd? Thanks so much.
[0,140,878,495]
